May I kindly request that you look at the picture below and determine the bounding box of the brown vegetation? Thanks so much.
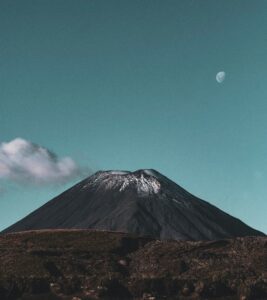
[0,230,266,299]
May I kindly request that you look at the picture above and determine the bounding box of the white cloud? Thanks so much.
[0,138,82,185]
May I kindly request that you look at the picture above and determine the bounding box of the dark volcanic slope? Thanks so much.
[3,169,264,240]
[0,230,266,300]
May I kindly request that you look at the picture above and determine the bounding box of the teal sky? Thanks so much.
[0,0,267,233]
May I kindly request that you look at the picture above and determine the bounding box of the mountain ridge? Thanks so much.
[2,169,265,240]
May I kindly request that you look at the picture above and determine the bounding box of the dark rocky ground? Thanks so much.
[0,230,266,300]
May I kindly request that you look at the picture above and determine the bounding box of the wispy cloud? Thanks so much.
[0,138,83,185]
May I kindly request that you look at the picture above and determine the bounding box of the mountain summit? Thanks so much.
[3,169,264,240]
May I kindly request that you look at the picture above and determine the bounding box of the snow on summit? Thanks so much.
[82,169,161,196]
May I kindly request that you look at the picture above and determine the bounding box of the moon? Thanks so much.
[216,71,226,83]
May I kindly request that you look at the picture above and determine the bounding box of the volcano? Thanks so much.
[2,169,264,240]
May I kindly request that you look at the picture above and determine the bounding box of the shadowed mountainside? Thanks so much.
[0,230,266,300]
[3,170,264,240]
